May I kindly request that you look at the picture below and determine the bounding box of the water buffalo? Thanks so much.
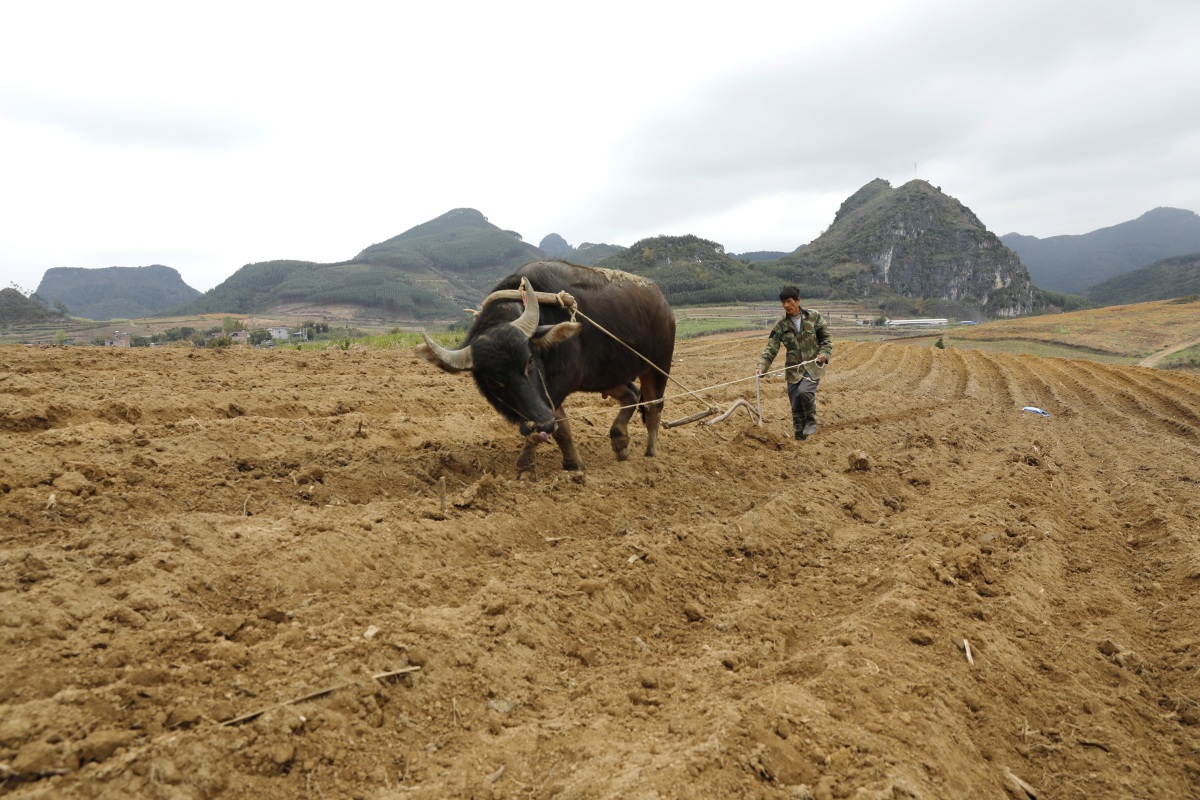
[416,260,676,474]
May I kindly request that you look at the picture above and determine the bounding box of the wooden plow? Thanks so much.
[663,375,762,429]
[662,358,820,430]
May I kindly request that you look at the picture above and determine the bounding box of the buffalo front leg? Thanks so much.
[603,383,639,461]
[517,407,581,476]
[551,406,582,471]
[515,435,540,479]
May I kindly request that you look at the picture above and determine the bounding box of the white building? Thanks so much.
[885,318,948,328]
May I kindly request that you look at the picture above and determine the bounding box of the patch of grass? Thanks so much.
[675,319,765,340]
[292,330,467,351]
[1162,343,1200,370]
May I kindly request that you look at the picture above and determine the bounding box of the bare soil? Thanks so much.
[2,339,1199,799]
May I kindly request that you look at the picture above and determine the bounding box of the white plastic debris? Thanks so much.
[1021,406,1051,417]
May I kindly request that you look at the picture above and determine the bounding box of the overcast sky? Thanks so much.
[3,1,1199,294]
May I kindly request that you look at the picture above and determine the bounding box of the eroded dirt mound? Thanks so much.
[2,341,1199,799]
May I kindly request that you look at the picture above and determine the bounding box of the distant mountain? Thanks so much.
[1085,252,1200,306]
[1001,207,1200,294]
[152,187,1070,321]
[538,233,573,259]
[355,208,542,276]
[0,288,68,326]
[36,265,200,320]
[537,234,626,265]
[774,179,1038,316]
[590,181,1044,314]
[176,209,543,319]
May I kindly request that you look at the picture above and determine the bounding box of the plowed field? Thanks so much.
[2,339,1199,799]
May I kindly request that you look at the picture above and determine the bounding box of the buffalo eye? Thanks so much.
[525,356,534,377]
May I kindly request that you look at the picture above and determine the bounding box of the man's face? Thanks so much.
[781,297,800,315]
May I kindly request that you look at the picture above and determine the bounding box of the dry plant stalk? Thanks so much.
[222,666,422,726]
[1002,766,1038,798]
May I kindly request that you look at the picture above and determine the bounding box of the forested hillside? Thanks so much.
[176,210,546,319]
[174,259,463,319]
[1085,252,1200,305]
[537,234,625,265]
[595,234,780,304]
[0,288,68,325]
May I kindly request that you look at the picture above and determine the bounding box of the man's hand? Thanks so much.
[755,365,763,376]
[816,355,828,366]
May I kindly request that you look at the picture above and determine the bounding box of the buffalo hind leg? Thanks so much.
[552,406,581,470]
[639,368,667,457]
[604,383,640,461]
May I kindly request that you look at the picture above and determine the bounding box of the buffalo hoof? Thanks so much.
[562,460,581,471]
[610,432,631,461]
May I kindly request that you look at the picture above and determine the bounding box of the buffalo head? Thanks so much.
[417,277,583,437]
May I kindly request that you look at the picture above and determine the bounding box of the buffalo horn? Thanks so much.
[510,277,540,338]
[418,333,474,371]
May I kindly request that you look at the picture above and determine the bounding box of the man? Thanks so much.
[757,286,832,440]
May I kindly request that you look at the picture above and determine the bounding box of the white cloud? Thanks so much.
[0,91,263,150]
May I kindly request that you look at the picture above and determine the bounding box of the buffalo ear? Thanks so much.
[530,322,583,350]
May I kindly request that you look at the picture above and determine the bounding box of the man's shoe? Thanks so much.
[801,419,818,437]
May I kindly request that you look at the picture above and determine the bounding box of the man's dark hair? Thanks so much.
[779,286,801,302]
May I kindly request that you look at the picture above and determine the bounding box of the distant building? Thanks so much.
[885,318,948,328]
[106,332,131,348]
[269,326,290,340]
